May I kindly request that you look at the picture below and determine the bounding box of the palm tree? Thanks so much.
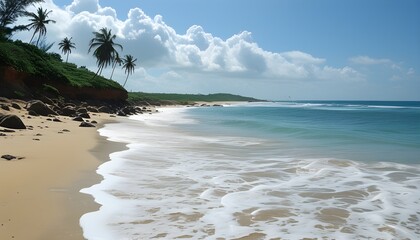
[25,7,56,46]
[58,37,75,63]
[88,27,122,79]
[109,51,122,80]
[122,54,137,87]
[0,0,43,39]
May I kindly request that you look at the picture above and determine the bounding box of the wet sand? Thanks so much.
[0,104,123,240]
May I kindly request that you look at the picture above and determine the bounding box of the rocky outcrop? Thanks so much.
[26,100,58,116]
[0,114,26,129]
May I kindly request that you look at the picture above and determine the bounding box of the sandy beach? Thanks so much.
[0,102,124,240]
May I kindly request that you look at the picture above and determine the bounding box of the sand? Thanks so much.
[0,103,123,240]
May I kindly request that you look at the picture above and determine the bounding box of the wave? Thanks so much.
[80,107,420,239]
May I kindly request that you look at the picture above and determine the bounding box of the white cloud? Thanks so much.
[66,0,99,14]
[14,0,363,96]
[349,55,392,65]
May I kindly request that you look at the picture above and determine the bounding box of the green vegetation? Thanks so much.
[0,0,44,40]
[58,36,75,63]
[122,54,137,87]
[128,92,263,105]
[25,7,55,46]
[0,40,124,90]
[88,27,123,79]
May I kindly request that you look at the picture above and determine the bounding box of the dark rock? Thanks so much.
[87,106,99,113]
[0,114,26,129]
[79,122,95,128]
[61,106,77,116]
[79,113,90,119]
[1,104,10,111]
[98,106,112,114]
[72,116,84,122]
[77,108,88,114]
[2,155,16,161]
[110,115,116,117]
[0,133,6,136]
[53,118,62,122]
[28,110,39,116]
[91,120,98,124]
[62,129,70,132]
[27,100,58,116]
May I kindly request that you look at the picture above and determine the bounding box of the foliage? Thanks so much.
[25,7,55,46]
[128,92,263,104]
[0,40,125,90]
[58,37,75,63]
[88,27,122,78]
[122,54,137,87]
[0,0,44,39]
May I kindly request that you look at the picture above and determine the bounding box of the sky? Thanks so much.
[13,0,420,100]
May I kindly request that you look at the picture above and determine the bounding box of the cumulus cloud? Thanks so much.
[15,0,362,92]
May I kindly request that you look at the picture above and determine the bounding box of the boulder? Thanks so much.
[79,122,95,128]
[72,116,84,122]
[77,108,88,114]
[97,106,112,114]
[11,103,21,110]
[1,104,10,111]
[0,114,26,129]
[78,113,90,119]
[27,100,57,116]
[87,106,99,113]
[61,106,76,116]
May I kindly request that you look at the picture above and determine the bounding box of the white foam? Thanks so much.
[80,107,420,240]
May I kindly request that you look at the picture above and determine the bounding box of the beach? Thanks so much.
[0,101,124,240]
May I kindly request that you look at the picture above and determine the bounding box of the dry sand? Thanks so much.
[0,103,123,240]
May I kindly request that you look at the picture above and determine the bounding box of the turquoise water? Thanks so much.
[184,101,420,164]
[81,102,420,239]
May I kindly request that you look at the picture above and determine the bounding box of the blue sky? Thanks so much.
[18,0,420,100]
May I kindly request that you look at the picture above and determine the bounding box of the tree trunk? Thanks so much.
[29,32,36,44]
[123,74,130,87]
[66,52,69,63]
[110,63,117,80]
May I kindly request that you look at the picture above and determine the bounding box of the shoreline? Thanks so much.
[0,102,126,239]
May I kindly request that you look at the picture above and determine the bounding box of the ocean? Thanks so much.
[80,101,420,240]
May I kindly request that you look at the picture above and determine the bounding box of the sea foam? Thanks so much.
[80,105,420,240]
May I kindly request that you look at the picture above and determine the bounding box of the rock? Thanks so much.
[79,122,95,128]
[53,118,62,122]
[1,155,16,161]
[91,120,98,124]
[62,129,70,132]
[1,104,10,111]
[98,106,112,114]
[117,111,127,116]
[78,113,90,119]
[72,116,84,122]
[77,108,88,114]
[27,100,58,116]
[87,106,99,113]
[28,110,39,116]
[0,114,26,129]
[61,106,77,116]
[0,133,6,136]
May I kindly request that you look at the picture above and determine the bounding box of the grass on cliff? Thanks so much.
[128,92,263,105]
[0,40,124,90]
